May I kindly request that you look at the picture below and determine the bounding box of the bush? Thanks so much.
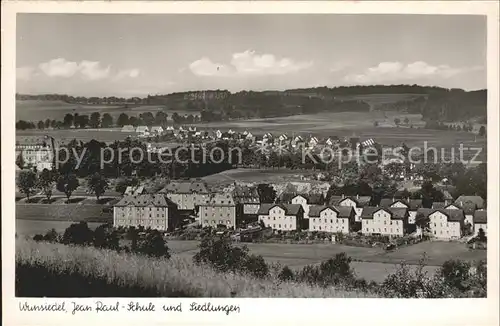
[135,230,171,259]
[93,224,120,250]
[62,222,94,246]
[193,235,270,279]
[296,252,357,288]
[278,266,295,282]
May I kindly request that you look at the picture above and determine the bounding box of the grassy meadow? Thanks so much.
[15,238,376,298]
[16,100,198,122]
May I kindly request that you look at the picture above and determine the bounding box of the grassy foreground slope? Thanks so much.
[15,239,375,298]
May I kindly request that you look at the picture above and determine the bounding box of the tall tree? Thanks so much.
[89,112,101,128]
[17,170,38,200]
[87,172,109,200]
[63,113,74,128]
[154,111,168,126]
[38,169,55,201]
[44,119,51,129]
[101,113,113,128]
[117,113,129,127]
[37,120,45,129]
[139,112,155,126]
[478,126,486,137]
[16,152,25,169]
[257,184,277,203]
[56,173,80,202]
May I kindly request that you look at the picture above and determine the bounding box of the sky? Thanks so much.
[16,14,487,97]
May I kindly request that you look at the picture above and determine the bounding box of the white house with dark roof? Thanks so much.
[258,204,304,231]
[428,209,465,240]
[473,210,487,236]
[361,207,409,237]
[136,126,149,136]
[308,205,355,233]
[338,195,371,222]
[113,194,178,230]
[15,135,56,171]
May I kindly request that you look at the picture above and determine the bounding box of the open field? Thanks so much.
[16,219,104,236]
[16,128,137,144]
[334,93,426,110]
[16,238,374,297]
[16,100,198,121]
[164,240,483,283]
[202,168,320,186]
[16,204,112,226]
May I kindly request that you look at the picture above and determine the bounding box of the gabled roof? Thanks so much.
[431,209,465,222]
[159,180,209,194]
[448,202,477,215]
[432,202,446,209]
[201,193,235,206]
[114,194,176,207]
[150,126,164,132]
[339,196,371,207]
[257,203,275,215]
[473,210,487,224]
[257,203,303,216]
[232,186,260,204]
[455,195,485,209]
[391,199,423,210]
[361,207,380,219]
[388,207,409,220]
[361,207,408,220]
[379,198,393,208]
[416,208,434,218]
[328,195,344,206]
[281,192,325,205]
[136,126,149,132]
[334,206,355,218]
[308,205,339,218]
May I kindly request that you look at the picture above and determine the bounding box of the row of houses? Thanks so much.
[112,180,487,240]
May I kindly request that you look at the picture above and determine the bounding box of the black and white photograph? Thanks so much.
[2,1,499,325]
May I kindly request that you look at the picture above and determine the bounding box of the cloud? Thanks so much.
[230,50,313,75]
[16,66,35,81]
[189,57,231,77]
[329,61,351,73]
[79,61,111,80]
[114,68,141,80]
[188,50,313,77]
[39,58,80,78]
[344,61,484,84]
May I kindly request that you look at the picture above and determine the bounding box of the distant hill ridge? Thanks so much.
[17,85,486,122]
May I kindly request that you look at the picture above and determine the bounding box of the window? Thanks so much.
[330,219,333,223]
[384,228,387,232]
[384,221,386,225]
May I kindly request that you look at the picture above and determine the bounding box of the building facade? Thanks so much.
[473,210,487,236]
[15,135,56,171]
[308,205,354,233]
[258,204,304,231]
[198,192,238,228]
[361,207,409,237]
[113,194,178,231]
[428,209,465,240]
[160,180,210,211]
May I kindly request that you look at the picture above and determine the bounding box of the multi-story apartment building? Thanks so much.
[159,180,210,211]
[280,193,324,219]
[198,192,238,228]
[473,210,487,236]
[334,195,371,223]
[257,203,304,231]
[232,185,260,215]
[445,201,478,227]
[361,207,409,237]
[379,198,423,226]
[308,205,355,233]
[15,135,56,171]
[113,194,178,231]
[428,209,465,240]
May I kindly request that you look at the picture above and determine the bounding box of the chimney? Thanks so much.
[460,201,463,207]
[392,197,395,202]
[342,194,345,199]
[356,194,359,200]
